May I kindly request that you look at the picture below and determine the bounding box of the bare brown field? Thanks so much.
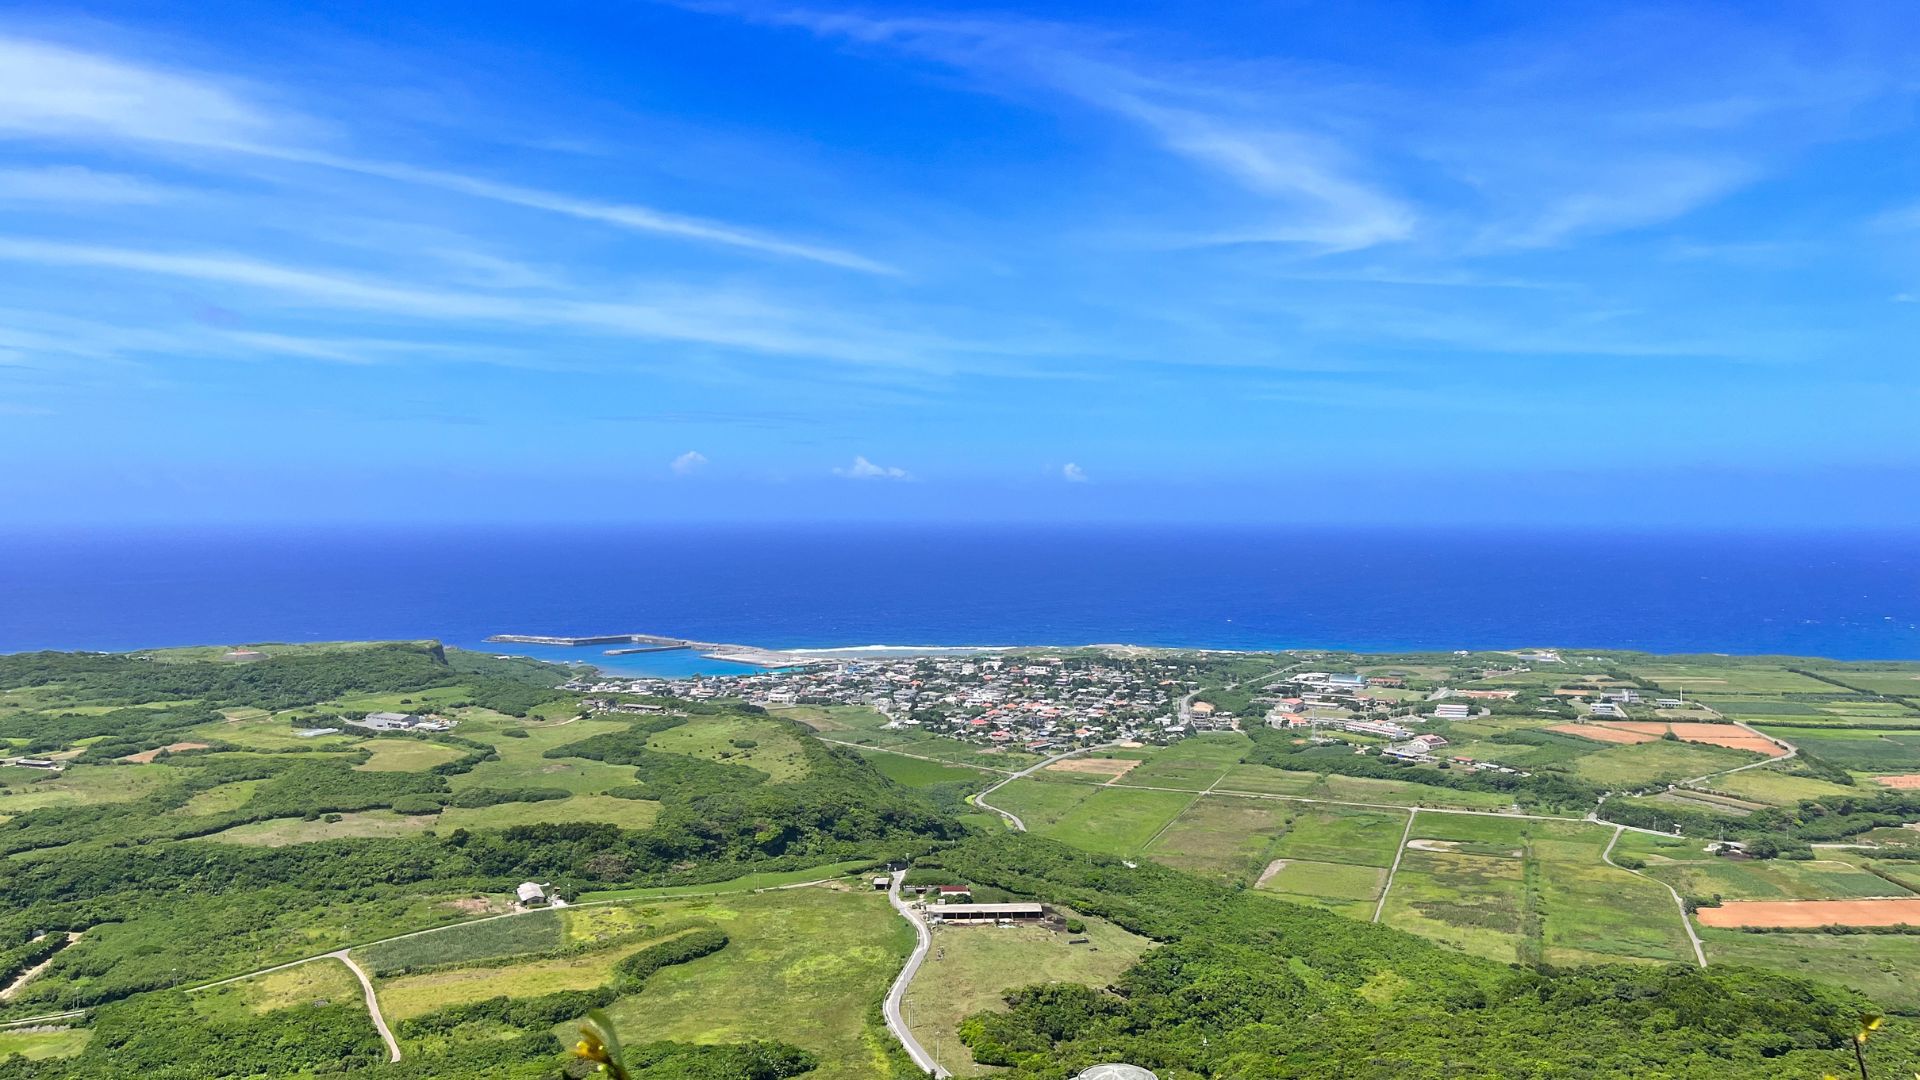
[1549,724,1655,745]
[1696,898,1920,929]
[120,741,210,763]
[1574,721,1787,757]
[1045,757,1140,778]
[1874,774,1920,790]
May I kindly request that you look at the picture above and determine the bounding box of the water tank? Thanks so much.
[1075,1066,1158,1080]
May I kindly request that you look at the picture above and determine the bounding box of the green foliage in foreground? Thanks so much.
[936,833,1912,1079]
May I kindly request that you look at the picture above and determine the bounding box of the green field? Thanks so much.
[0,1028,91,1061]
[1110,733,1250,790]
[644,712,813,782]
[584,887,912,1080]
[196,956,365,1020]
[1631,664,1840,694]
[1142,795,1292,881]
[902,913,1153,1076]
[448,717,643,794]
[1569,740,1761,786]
[1269,807,1407,867]
[1214,763,1519,809]
[1530,824,1692,964]
[577,861,877,902]
[855,749,996,788]
[1041,786,1197,856]
[354,910,566,975]
[1754,726,1920,770]
[1380,849,1529,962]
[1698,767,1860,805]
[0,763,177,813]
[352,739,468,772]
[1700,929,1920,1012]
[1258,859,1388,917]
[438,793,662,831]
[194,810,439,846]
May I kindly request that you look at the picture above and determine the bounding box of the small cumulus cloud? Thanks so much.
[670,450,708,475]
[1062,462,1088,483]
[835,455,911,480]
[1895,293,1916,304]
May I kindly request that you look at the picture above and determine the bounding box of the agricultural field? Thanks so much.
[855,749,997,788]
[1141,795,1292,881]
[1038,786,1198,856]
[581,887,913,1080]
[644,711,812,782]
[1213,763,1519,810]
[902,913,1152,1076]
[1700,929,1920,1012]
[0,1027,90,1061]
[1568,740,1762,786]
[1754,726,1920,771]
[1109,733,1249,790]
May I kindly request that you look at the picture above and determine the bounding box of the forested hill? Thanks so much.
[933,833,1918,1079]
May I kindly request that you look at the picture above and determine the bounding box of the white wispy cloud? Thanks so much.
[834,454,911,480]
[755,10,1414,252]
[1062,462,1088,482]
[0,237,949,367]
[670,450,709,474]
[0,34,891,273]
[0,165,177,204]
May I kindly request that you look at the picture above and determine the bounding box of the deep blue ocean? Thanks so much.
[2,526,1916,670]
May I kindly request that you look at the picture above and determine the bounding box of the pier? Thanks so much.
[486,632,696,648]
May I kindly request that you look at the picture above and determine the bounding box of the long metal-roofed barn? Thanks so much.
[1074,1065,1158,1080]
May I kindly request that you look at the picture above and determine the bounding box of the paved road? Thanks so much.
[330,951,401,1062]
[1602,825,1706,967]
[881,870,949,1078]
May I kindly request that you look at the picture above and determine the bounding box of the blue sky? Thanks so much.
[1,1,1916,526]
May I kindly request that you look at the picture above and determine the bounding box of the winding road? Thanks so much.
[329,951,401,1062]
[881,870,950,1078]
[973,744,1112,830]
[1602,824,1707,967]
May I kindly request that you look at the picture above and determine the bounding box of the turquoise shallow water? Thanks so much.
[3,525,1917,663]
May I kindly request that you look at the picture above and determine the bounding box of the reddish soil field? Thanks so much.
[1696,898,1920,929]
[1548,724,1656,745]
[120,741,211,764]
[1874,774,1920,790]
[1585,721,1788,758]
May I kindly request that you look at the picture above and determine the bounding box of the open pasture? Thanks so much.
[1630,664,1839,695]
[1257,859,1387,917]
[1142,795,1291,881]
[1380,849,1528,962]
[1041,786,1197,856]
[1642,854,1904,902]
[0,762,177,813]
[0,1028,90,1061]
[380,927,699,1020]
[437,793,661,831]
[856,749,992,787]
[1701,767,1859,804]
[353,739,468,772]
[354,908,566,975]
[1214,763,1517,810]
[1700,929,1920,1012]
[645,713,812,782]
[903,912,1152,1077]
[588,887,911,1080]
[1269,807,1406,867]
[1569,740,1761,786]
[1110,733,1247,790]
[1755,726,1920,770]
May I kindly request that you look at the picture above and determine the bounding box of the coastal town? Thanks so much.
[562,651,1564,774]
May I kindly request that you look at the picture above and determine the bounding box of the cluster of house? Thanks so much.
[1263,670,1530,775]
[568,653,1223,750]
